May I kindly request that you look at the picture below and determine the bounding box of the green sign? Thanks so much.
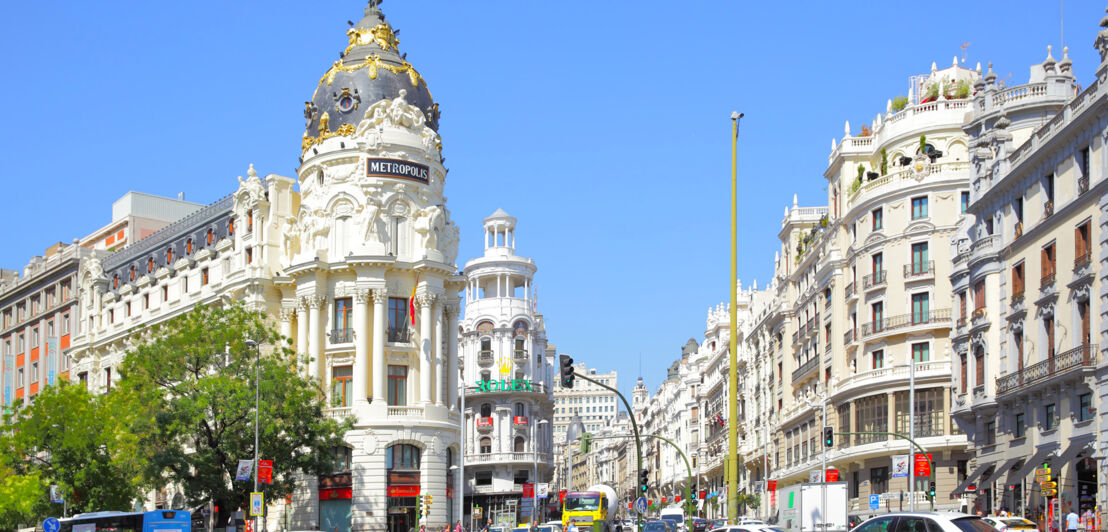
[475,379,534,392]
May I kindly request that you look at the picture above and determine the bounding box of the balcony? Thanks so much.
[791,356,820,384]
[1075,250,1091,270]
[477,350,494,366]
[476,417,494,431]
[513,349,529,362]
[903,261,935,281]
[1010,292,1025,312]
[329,328,353,344]
[1041,272,1056,291]
[324,407,352,419]
[513,415,529,426]
[971,307,988,327]
[1043,200,1055,219]
[387,325,411,343]
[860,309,952,338]
[1079,176,1090,195]
[996,343,1099,395]
[970,235,1001,263]
[843,329,855,345]
[862,270,887,290]
[845,281,856,299]
[386,406,424,418]
[466,451,553,464]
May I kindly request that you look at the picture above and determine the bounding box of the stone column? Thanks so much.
[417,293,434,404]
[372,289,388,405]
[308,296,322,380]
[447,303,460,410]
[279,307,294,343]
[353,290,369,404]
[296,299,309,376]
[435,299,445,406]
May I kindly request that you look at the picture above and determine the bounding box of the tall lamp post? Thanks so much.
[246,339,262,532]
[727,110,744,522]
[534,419,550,525]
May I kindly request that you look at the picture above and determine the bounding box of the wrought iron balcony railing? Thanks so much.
[996,343,1098,395]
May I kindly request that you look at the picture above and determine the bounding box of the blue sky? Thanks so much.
[1,1,1102,401]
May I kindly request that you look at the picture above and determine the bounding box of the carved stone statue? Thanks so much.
[413,205,444,249]
[358,200,384,242]
[281,217,300,261]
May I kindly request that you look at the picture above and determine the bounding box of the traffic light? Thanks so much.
[418,494,424,518]
[823,426,833,448]
[559,354,575,388]
[427,494,433,510]
[928,481,936,499]
[639,469,650,493]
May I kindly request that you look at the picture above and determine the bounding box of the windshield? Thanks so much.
[644,524,669,532]
[660,516,682,523]
[953,518,997,532]
[565,495,601,512]
[1002,520,1035,528]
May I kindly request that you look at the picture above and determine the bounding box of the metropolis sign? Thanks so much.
[366,158,429,184]
[475,379,535,392]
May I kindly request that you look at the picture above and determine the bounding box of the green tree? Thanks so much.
[0,466,45,530]
[118,304,350,527]
[0,381,146,517]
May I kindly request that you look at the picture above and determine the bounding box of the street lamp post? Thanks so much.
[534,419,549,525]
[246,339,261,532]
[727,110,744,522]
[566,412,585,493]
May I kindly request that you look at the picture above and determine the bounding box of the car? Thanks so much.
[708,527,764,532]
[709,520,728,530]
[643,522,671,532]
[692,519,709,532]
[852,512,999,532]
[541,522,565,532]
[982,518,1038,532]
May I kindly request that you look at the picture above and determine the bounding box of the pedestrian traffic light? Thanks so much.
[559,354,575,388]
[823,426,833,448]
[928,481,936,498]
[640,469,650,493]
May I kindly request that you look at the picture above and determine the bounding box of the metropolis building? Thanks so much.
[459,211,555,525]
[66,3,464,531]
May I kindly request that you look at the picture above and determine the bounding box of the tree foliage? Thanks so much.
[118,304,350,526]
[0,381,146,521]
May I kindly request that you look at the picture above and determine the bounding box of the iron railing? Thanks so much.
[860,309,952,338]
[791,356,820,383]
[862,270,887,290]
[329,328,354,343]
[996,343,1098,395]
[477,350,494,365]
[387,325,411,343]
[903,261,935,278]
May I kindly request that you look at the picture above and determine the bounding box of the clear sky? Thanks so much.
[1,1,1101,402]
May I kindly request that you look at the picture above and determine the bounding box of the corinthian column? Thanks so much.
[446,303,460,410]
[279,307,294,344]
[417,293,434,405]
[353,290,369,405]
[296,299,309,377]
[307,296,323,380]
[372,289,388,405]
[434,298,445,406]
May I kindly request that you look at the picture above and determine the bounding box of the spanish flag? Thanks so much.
[409,274,419,326]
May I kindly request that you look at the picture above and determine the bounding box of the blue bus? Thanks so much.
[59,510,191,532]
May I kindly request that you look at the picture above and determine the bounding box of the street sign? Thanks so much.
[826,469,839,482]
[1040,481,1057,489]
[258,460,273,484]
[250,492,264,517]
[522,483,534,498]
[1042,488,1057,497]
[236,460,254,481]
[43,518,60,532]
[809,471,822,483]
[50,485,63,503]
[868,495,880,510]
[1036,475,1052,484]
[1036,467,1051,477]
[892,455,909,478]
[537,483,549,498]
[634,497,648,515]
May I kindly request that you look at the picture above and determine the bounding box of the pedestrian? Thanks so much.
[568,521,579,532]
[1068,508,1080,532]
[455,520,464,532]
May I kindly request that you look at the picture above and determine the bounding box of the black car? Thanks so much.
[642,522,670,532]
[692,519,708,532]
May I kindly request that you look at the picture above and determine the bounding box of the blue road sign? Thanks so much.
[43,518,60,532]
[868,494,880,510]
[634,497,648,515]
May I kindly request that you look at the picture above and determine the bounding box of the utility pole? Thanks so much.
[727,110,744,522]
[909,356,916,511]
[247,339,261,532]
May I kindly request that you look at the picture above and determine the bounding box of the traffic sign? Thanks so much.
[1040,481,1057,489]
[634,497,648,515]
[43,518,60,532]
[1036,467,1051,477]
[1036,475,1052,484]
[537,483,550,499]
[869,495,880,510]
[1042,488,1057,497]
[250,492,264,517]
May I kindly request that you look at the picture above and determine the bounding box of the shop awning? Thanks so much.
[1047,435,1095,472]
[1007,443,1060,483]
[951,462,994,497]
[980,457,1022,489]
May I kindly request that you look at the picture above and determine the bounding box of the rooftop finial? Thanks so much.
[1043,45,1057,73]
[953,55,958,67]
[792,194,798,207]
[844,120,850,136]
[985,62,996,85]
[1059,46,1073,74]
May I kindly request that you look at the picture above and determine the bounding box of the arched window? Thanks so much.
[186,239,194,255]
[147,257,154,273]
[166,248,174,265]
[228,218,235,235]
[386,444,420,471]
[480,403,492,417]
[479,437,492,454]
[112,275,119,289]
[206,229,214,246]
[514,436,525,453]
[514,403,525,417]
[247,210,254,232]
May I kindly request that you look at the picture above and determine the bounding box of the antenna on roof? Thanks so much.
[960,42,971,64]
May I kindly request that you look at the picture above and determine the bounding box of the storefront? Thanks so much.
[388,444,422,532]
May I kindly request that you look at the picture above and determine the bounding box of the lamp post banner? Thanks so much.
[236,460,254,481]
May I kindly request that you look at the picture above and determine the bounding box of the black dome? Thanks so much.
[302,1,438,152]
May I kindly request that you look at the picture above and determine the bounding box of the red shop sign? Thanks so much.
[915,454,933,477]
[320,488,352,500]
[767,480,777,492]
[477,417,494,426]
[825,469,839,482]
[389,485,421,497]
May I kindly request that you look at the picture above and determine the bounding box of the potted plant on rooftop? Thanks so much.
[891,96,908,112]
[921,82,939,103]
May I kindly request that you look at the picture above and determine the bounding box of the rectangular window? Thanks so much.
[872,349,884,370]
[246,247,253,265]
[1045,316,1055,358]
[975,348,985,388]
[387,365,408,406]
[959,291,967,320]
[1012,262,1025,297]
[1075,221,1091,266]
[973,281,986,311]
[388,297,409,330]
[17,333,24,353]
[1079,393,1093,422]
[870,466,889,495]
[46,320,54,339]
[31,328,39,349]
[105,367,112,392]
[910,242,929,274]
[162,285,169,302]
[334,298,352,331]
[961,191,970,213]
[143,293,149,310]
[912,342,929,362]
[960,353,968,393]
[331,365,352,407]
[871,252,883,276]
[1041,242,1056,284]
[61,313,69,335]
[1014,331,1024,373]
[871,301,884,332]
[984,421,996,445]
[17,368,24,387]
[872,208,883,230]
[1044,403,1056,431]
[1044,174,1055,205]
[31,362,38,384]
[911,196,928,219]
[911,293,930,324]
[201,268,210,286]
[1014,413,1025,438]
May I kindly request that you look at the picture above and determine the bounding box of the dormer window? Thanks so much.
[206,229,214,246]
[166,248,174,265]
[129,267,135,281]
[147,258,154,273]
[186,239,194,255]
[228,219,235,235]
[247,210,254,233]
[113,275,119,289]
